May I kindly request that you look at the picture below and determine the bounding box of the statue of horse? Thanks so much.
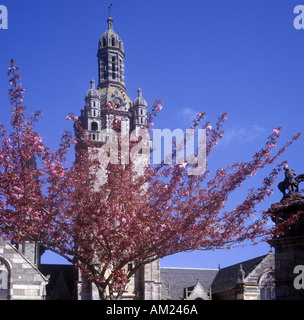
[278,173,304,196]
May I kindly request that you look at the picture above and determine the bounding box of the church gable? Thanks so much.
[184,281,210,300]
[211,251,275,300]
[211,255,266,295]
[160,267,218,300]
[0,238,48,300]
[244,251,275,284]
[242,251,275,300]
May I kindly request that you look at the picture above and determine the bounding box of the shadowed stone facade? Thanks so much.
[0,236,276,300]
[0,238,47,300]
[160,251,275,300]
[269,194,304,300]
[211,251,275,300]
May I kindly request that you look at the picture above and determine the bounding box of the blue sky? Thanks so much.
[0,0,304,268]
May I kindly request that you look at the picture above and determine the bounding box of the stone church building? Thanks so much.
[0,234,275,300]
[0,14,277,300]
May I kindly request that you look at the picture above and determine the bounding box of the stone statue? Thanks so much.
[271,165,304,234]
[278,165,304,197]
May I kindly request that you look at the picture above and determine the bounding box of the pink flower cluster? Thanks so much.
[0,61,301,300]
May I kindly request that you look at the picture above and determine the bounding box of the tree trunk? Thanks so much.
[95,282,126,300]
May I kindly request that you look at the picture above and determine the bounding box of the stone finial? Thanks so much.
[137,88,143,98]
[90,79,95,89]
[107,16,113,29]
[237,264,245,283]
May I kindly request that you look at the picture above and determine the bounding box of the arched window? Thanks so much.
[102,37,107,47]
[112,57,116,79]
[260,272,275,300]
[111,37,115,47]
[0,258,9,300]
[102,57,108,79]
[91,122,98,131]
[119,60,122,81]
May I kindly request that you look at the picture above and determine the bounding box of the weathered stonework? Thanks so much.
[211,251,275,300]
[139,260,162,300]
[269,235,304,299]
[268,195,304,300]
[0,238,48,300]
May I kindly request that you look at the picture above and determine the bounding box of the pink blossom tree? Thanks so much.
[0,60,302,299]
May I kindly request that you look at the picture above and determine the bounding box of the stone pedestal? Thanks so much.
[269,235,304,300]
[268,194,304,300]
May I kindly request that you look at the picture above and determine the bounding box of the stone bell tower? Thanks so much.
[75,12,161,300]
[77,12,149,146]
[97,15,126,91]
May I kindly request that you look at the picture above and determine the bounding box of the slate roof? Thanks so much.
[211,255,267,294]
[160,267,218,300]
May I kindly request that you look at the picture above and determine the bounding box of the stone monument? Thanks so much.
[268,165,304,299]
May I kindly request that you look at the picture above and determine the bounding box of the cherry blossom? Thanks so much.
[0,61,302,300]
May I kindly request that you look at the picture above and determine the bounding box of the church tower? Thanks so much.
[97,15,126,91]
[76,12,161,300]
[78,12,148,147]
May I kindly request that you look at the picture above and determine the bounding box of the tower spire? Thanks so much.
[97,6,126,91]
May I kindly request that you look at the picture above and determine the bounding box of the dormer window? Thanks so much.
[112,37,115,46]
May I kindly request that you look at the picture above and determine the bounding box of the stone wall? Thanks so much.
[0,238,48,300]
[140,259,162,300]
[241,253,275,300]
[268,196,304,300]
[270,235,304,300]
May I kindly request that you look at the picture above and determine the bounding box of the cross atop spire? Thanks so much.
[108,3,112,16]
[107,4,113,29]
